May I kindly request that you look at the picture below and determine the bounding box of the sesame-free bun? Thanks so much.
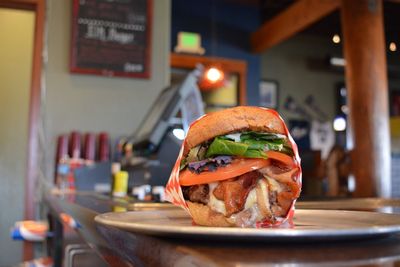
[183,106,286,156]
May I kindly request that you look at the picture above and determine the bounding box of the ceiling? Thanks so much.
[258,0,400,43]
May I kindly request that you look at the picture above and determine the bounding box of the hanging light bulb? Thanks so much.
[197,0,226,91]
[199,0,225,90]
[332,34,341,44]
[198,65,225,90]
[389,42,397,52]
[205,67,224,83]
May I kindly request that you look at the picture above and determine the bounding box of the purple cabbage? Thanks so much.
[188,156,232,174]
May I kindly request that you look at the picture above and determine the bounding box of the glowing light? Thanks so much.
[332,34,341,44]
[333,116,346,131]
[199,66,226,90]
[340,88,347,97]
[330,57,346,67]
[205,67,224,83]
[172,128,185,140]
[341,105,349,114]
[348,175,355,192]
[389,42,397,52]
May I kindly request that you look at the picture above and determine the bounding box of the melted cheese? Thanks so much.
[208,182,226,215]
[265,175,283,192]
[228,204,262,227]
[256,178,274,219]
[207,176,283,226]
[244,188,257,210]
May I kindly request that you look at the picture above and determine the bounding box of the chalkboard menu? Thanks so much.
[70,0,152,78]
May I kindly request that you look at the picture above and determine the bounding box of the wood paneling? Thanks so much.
[341,0,391,197]
[250,0,340,53]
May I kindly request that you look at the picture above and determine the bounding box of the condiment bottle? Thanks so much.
[112,171,129,197]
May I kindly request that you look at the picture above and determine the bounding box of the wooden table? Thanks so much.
[45,192,400,267]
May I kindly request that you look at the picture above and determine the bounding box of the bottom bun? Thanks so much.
[186,201,234,227]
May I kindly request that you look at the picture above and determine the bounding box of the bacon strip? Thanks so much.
[260,164,301,217]
[213,171,259,216]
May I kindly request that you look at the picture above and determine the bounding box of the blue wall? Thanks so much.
[171,0,261,105]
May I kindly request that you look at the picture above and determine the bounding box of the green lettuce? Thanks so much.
[204,132,293,159]
[205,137,248,158]
[240,132,286,141]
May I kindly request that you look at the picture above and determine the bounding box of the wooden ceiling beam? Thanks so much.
[250,0,341,53]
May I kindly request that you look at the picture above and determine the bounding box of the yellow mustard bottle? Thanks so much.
[112,171,129,197]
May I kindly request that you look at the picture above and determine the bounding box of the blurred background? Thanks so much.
[0,0,399,265]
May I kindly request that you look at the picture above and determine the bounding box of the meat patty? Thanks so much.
[182,184,209,204]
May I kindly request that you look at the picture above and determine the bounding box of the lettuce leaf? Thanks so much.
[205,137,248,158]
[240,132,286,142]
[242,139,283,151]
[241,131,294,156]
[204,132,294,159]
[243,149,267,159]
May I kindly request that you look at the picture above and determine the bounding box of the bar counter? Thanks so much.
[45,192,400,267]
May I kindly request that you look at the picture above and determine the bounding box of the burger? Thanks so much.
[165,106,301,227]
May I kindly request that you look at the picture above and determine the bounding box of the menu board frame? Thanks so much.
[70,0,152,79]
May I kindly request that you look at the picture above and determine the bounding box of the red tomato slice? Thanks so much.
[179,158,270,186]
[179,151,296,186]
[265,150,296,167]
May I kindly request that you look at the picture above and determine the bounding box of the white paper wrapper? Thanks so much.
[165,107,302,227]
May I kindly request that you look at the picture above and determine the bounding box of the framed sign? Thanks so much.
[259,79,279,109]
[70,0,152,78]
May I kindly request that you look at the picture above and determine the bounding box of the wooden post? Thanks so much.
[341,0,391,197]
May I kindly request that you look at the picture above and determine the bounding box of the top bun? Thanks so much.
[183,106,286,156]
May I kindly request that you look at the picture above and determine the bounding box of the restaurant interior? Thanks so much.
[1,0,400,266]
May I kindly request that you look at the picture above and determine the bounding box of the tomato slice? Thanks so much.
[179,158,269,186]
[179,151,296,186]
[265,150,296,167]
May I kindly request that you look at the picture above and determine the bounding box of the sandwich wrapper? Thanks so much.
[165,107,302,227]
